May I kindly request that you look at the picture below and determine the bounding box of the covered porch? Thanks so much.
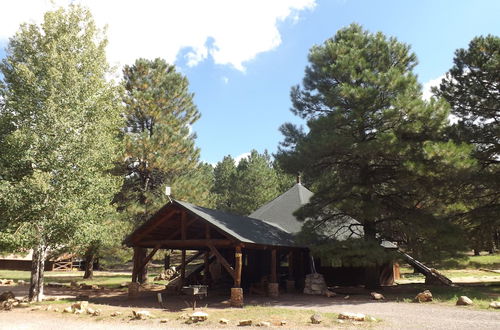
[123,200,309,306]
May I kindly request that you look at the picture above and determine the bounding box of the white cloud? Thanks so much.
[422,75,445,100]
[234,152,251,165]
[0,0,316,71]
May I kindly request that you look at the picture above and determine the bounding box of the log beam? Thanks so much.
[138,239,233,248]
[208,243,235,279]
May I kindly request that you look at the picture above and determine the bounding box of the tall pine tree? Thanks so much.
[434,35,500,253]
[118,58,213,282]
[276,24,474,285]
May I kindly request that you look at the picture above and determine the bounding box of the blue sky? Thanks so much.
[1,0,499,165]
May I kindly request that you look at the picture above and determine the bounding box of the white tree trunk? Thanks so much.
[29,245,47,302]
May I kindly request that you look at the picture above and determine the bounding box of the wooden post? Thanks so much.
[234,246,242,288]
[268,248,279,297]
[180,211,187,286]
[270,248,277,283]
[287,251,293,280]
[286,251,295,292]
[204,223,211,285]
[203,251,210,285]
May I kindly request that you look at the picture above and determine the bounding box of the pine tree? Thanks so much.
[276,24,474,284]
[118,58,213,282]
[0,5,123,300]
[434,35,500,253]
[213,155,237,211]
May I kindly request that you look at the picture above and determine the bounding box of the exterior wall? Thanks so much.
[0,259,54,271]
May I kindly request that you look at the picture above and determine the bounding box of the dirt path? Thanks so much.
[1,285,499,329]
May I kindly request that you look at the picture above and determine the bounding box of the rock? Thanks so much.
[256,321,271,327]
[344,295,350,300]
[86,307,95,315]
[190,311,208,322]
[70,281,79,288]
[119,282,128,288]
[110,311,122,317]
[80,284,99,290]
[72,301,89,311]
[280,320,287,326]
[0,291,15,301]
[219,318,229,325]
[1,300,13,311]
[74,309,83,315]
[310,314,322,324]
[17,280,26,286]
[336,319,345,324]
[53,308,59,312]
[371,292,385,300]
[415,290,433,303]
[368,316,377,322]
[160,319,168,323]
[30,305,42,311]
[456,296,473,306]
[338,312,366,321]
[238,320,252,326]
[92,309,101,316]
[489,301,500,309]
[63,306,73,313]
[17,302,29,308]
[45,306,52,311]
[132,310,151,320]
[325,290,336,297]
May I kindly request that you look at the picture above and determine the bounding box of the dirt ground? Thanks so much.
[1,284,499,329]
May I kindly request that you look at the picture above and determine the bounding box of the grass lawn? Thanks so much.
[0,269,134,288]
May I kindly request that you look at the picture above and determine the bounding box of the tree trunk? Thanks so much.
[132,247,148,284]
[473,249,480,256]
[363,221,380,289]
[83,249,96,279]
[29,245,47,302]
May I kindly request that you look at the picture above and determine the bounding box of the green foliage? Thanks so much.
[434,35,500,252]
[0,5,123,252]
[277,24,474,263]
[212,150,281,215]
[117,58,213,227]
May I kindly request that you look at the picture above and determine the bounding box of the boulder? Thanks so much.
[489,301,500,309]
[280,320,287,326]
[238,320,252,326]
[415,290,433,303]
[63,306,73,313]
[310,314,322,324]
[190,311,208,322]
[344,295,350,300]
[256,321,271,327]
[371,292,385,300]
[86,307,95,315]
[53,308,59,312]
[31,306,42,311]
[72,301,89,311]
[132,310,151,320]
[110,311,122,317]
[160,319,168,323]
[73,309,83,315]
[0,291,15,301]
[17,302,30,308]
[17,280,26,286]
[219,318,229,325]
[92,309,101,316]
[456,296,473,306]
[1,300,14,311]
[338,312,366,321]
[325,290,336,297]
